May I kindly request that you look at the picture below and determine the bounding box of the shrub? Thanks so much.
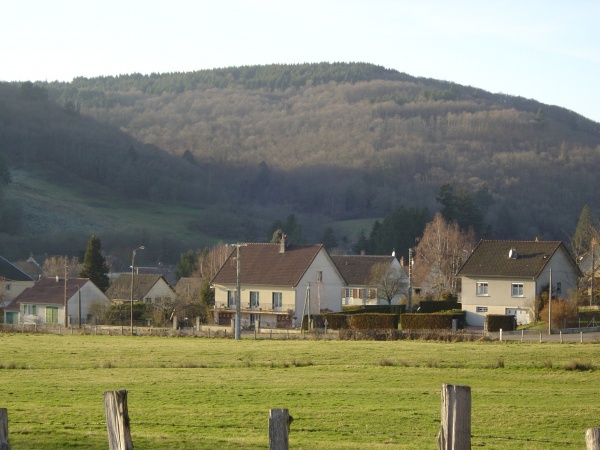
[485,315,516,332]
[348,313,399,330]
[565,360,593,371]
[400,312,465,330]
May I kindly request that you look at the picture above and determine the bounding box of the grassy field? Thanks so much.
[0,334,599,449]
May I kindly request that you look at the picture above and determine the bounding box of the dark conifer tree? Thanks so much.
[79,234,110,292]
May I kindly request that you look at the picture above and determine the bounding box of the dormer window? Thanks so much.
[508,248,518,259]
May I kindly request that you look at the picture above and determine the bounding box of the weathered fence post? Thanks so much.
[269,409,291,450]
[0,408,9,450]
[586,428,600,450]
[104,390,133,450]
[438,384,471,450]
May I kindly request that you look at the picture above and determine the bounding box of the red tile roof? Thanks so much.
[211,243,324,287]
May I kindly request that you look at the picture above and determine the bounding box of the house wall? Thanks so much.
[1,280,34,304]
[18,283,110,326]
[212,249,344,329]
[144,280,176,303]
[461,248,579,327]
[295,250,344,322]
[461,277,536,326]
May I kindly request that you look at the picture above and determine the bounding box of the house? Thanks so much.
[211,238,345,329]
[106,274,176,304]
[3,277,110,325]
[12,255,43,281]
[0,256,35,308]
[331,255,407,306]
[175,277,205,300]
[456,240,580,326]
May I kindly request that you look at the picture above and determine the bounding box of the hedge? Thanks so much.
[417,301,462,313]
[485,314,516,332]
[400,312,466,330]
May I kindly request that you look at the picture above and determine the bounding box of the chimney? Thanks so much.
[279,234,286,254]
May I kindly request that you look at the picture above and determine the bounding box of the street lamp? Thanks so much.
[130,246,145,335]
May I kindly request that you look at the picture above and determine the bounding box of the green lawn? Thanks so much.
[0,334,599,449]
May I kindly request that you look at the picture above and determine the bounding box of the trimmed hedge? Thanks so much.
[348,313,399,330]
[417,301,462,313]
[485,314,516,332]
[400,312,466,330]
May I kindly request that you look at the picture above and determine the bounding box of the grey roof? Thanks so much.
[4,278,91,311]
[331,255,396,285]
[456,240,575,278]
[0,256,34,282]
[106,274,173,301]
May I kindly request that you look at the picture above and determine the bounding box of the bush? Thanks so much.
[418,301,461,313]
[485,315,516,332]
[400,312,466,330]
[348,313,399,330]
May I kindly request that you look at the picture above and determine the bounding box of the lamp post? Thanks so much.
[130,246,145,335]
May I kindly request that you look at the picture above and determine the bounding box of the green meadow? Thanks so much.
[0,334,599,449]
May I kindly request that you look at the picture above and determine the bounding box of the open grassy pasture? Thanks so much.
[0,334,599,449]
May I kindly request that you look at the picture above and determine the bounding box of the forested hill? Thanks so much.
[2,62,600,261]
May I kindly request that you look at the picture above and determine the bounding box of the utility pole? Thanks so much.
[548,269,552,335]
[64,261,68,327]
[407,248,413,313]
[233,243,247,340]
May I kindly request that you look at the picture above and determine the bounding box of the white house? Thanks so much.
[457,240,580,326]
[330,254,408,306]
[3,277,110,325]
[211,238,345,329]
[0,255,35,308]
[106,274,175,304]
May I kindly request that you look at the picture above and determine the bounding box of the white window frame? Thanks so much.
[272,292,282,309]
[476,282,489,296]
[511,283,524,297]
[476,306,488,313]
[227,290,236,308]
[250,291,259,308]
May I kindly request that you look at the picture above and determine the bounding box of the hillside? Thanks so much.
[2,63,600,263]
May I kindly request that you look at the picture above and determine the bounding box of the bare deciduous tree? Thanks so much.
[369,262,407,305]
[415,213,476,297]
[195,242,232,279]
[42,256,81,278]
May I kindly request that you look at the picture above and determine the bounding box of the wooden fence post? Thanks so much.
[0,408,9,450]
[104,390,133,450]
[586,428,600,450]
[269,408,291,450]
[438,384,471,450]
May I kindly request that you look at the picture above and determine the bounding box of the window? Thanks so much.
[317,271,323,282]
[272,292,282,309]
[250,291,259,308]
[22,304,37,315]
[476,282,488,296]
[344,288,351,298]
[476,306,488,313]
[511,283,524,297]
[46,306,59,324]
[5,283,10,291]
[227,290,236,308]
[144,297,152,303]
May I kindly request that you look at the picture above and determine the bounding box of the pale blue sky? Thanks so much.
[3,0,599,123]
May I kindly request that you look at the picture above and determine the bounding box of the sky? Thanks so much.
[2,0,600,123]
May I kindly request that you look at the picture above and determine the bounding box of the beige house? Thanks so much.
[3,277,110,325]
[211,239,345,329]
[106,274,175,304]
[0,256,35,308]
[457,240,580,326]
[331,255,407,306]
